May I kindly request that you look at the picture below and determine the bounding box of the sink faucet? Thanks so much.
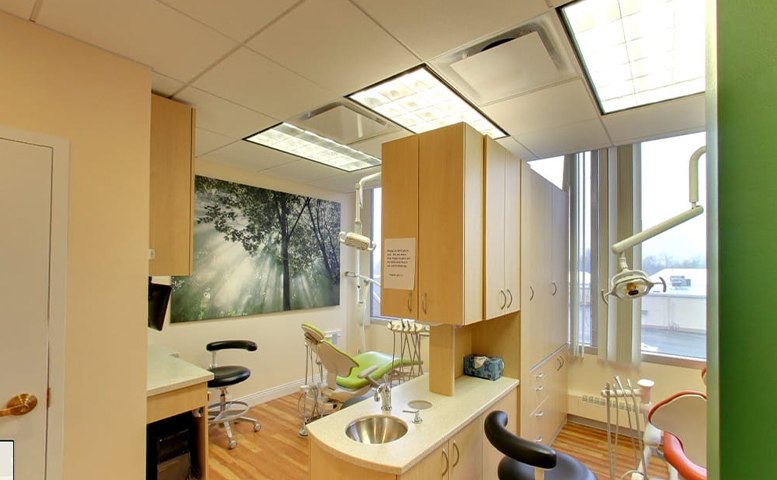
[373,376,392,411]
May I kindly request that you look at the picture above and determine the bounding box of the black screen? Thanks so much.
[148,279,172,331]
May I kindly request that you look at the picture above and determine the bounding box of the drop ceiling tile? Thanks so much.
[307,166,382,193]
[158,0,298,42]
[36,0,237,81]
[516,119,611,158]
[174,87,278,139]
[0,1,35,19]
[497,137,537,161]
[246,0,418,95]
[194,128,235,156]
[151,72,185,97]
[261,159,347,184]
[352,0,548,60]
[483,79,599,135]
[602,94,706,145]
[197,140,296,171]
[193,47,337,120]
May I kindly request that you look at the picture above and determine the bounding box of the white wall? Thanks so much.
[148,159,358,402]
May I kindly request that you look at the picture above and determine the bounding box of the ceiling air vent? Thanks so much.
[430,12,577,105]
[295,102,391,145]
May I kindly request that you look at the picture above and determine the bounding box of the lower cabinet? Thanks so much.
[403,418,482,480]
[402,388,517,480]
[521,348,568,445]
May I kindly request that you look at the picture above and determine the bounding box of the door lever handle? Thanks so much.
[0,393,38,417]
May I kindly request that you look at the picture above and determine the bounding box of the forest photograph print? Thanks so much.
[171,176,341,322]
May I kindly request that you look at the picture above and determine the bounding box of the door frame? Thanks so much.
[0,125,68,480]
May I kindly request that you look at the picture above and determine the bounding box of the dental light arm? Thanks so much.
[605,146,706,302]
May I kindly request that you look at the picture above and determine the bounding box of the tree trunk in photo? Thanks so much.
[307,200,337,283]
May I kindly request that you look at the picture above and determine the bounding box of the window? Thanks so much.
[639,132,706,360]
[370,187,382,318]
[528,156,565,189]
[569,132,706,364]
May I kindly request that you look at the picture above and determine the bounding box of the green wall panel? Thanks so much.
[717,0,777,477]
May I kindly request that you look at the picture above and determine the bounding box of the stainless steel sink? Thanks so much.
[344,415,408,444]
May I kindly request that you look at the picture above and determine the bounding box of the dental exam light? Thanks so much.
[604,146,706,302]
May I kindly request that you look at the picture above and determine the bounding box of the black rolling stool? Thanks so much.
[484,410,597,480]
[206,340,261,449]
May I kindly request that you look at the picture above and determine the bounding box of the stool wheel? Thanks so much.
[253,423,261,432]
[228,439,237,449]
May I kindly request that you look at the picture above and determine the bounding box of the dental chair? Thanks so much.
[484,410,597,480]
[206,340,261,449]
[648,392,707,480]
[298,323,420,436]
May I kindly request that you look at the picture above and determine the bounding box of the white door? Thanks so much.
[0,136,53,479]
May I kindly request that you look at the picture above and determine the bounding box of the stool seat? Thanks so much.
[209,365,251,388]
[499,452,597,480]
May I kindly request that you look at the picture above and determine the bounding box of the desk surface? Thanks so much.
[147,343,213,396]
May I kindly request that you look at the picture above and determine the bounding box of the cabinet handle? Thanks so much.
[529,286,535,301]
[535,436,543,443]
[407,291,413,313]
[534,411,545,418]
[422,293,428,314]
[499,289,506,309]
[534,385,544,392]
[535,372,544,380]
[441,448,449,477]
[551,281,558,296]
[506,289,513,308]
[452,441,460,468]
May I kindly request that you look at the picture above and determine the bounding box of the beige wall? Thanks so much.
[148,160,358,400]
[566,354,707,423]
[0,12,150,480]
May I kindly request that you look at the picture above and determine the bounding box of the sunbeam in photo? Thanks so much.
[171,176,341,323]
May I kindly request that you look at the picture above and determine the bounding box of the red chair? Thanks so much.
[648,391,707,480]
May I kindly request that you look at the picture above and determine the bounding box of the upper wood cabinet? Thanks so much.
[483,137,521,320]
[381,122,483,325]
[149,94,195,276]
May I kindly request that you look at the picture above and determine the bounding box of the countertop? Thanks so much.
[147,343,213,396]
[306,374,519,475]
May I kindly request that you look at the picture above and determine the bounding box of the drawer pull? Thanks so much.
[506,289,513,308]
[452,441,460,467]
[534,385,544,392]
[534,372,544,380]
[534,411,544,418]
[441,448,449,477]
[499,289,507,309]
[535,435,543,443]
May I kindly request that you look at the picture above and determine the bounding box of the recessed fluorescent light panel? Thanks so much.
[245,123,381,172]
[562,0,705,114]
[349,67,506,139]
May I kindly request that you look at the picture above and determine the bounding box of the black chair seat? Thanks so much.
[208,365,251,388]
[499,452,597,480]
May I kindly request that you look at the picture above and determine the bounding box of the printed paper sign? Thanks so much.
[383,238,416,290]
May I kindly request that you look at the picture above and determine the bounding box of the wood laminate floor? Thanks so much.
[208,393,669,480]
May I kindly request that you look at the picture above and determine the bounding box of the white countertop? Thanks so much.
[306,374,519,475]
[147,343,213,396]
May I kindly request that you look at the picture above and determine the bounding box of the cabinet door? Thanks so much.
[482,389,518,480]
[381,135,419,318]
[548,187,569,352]
[484,137,507,320]
[402,442,448,480]
[503,152,521,314]
[418,123,482,325]
[149,94,194,276]
[450,418,483,480]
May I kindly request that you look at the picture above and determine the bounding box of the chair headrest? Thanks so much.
[301,323,326,344]
[484,411,557,469]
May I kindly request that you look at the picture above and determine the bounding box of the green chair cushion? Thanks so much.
[336,350,422,390]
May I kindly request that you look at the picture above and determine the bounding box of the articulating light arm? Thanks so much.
[604,146,706,302]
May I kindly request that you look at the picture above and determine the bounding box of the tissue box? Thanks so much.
[463,354,504,381]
